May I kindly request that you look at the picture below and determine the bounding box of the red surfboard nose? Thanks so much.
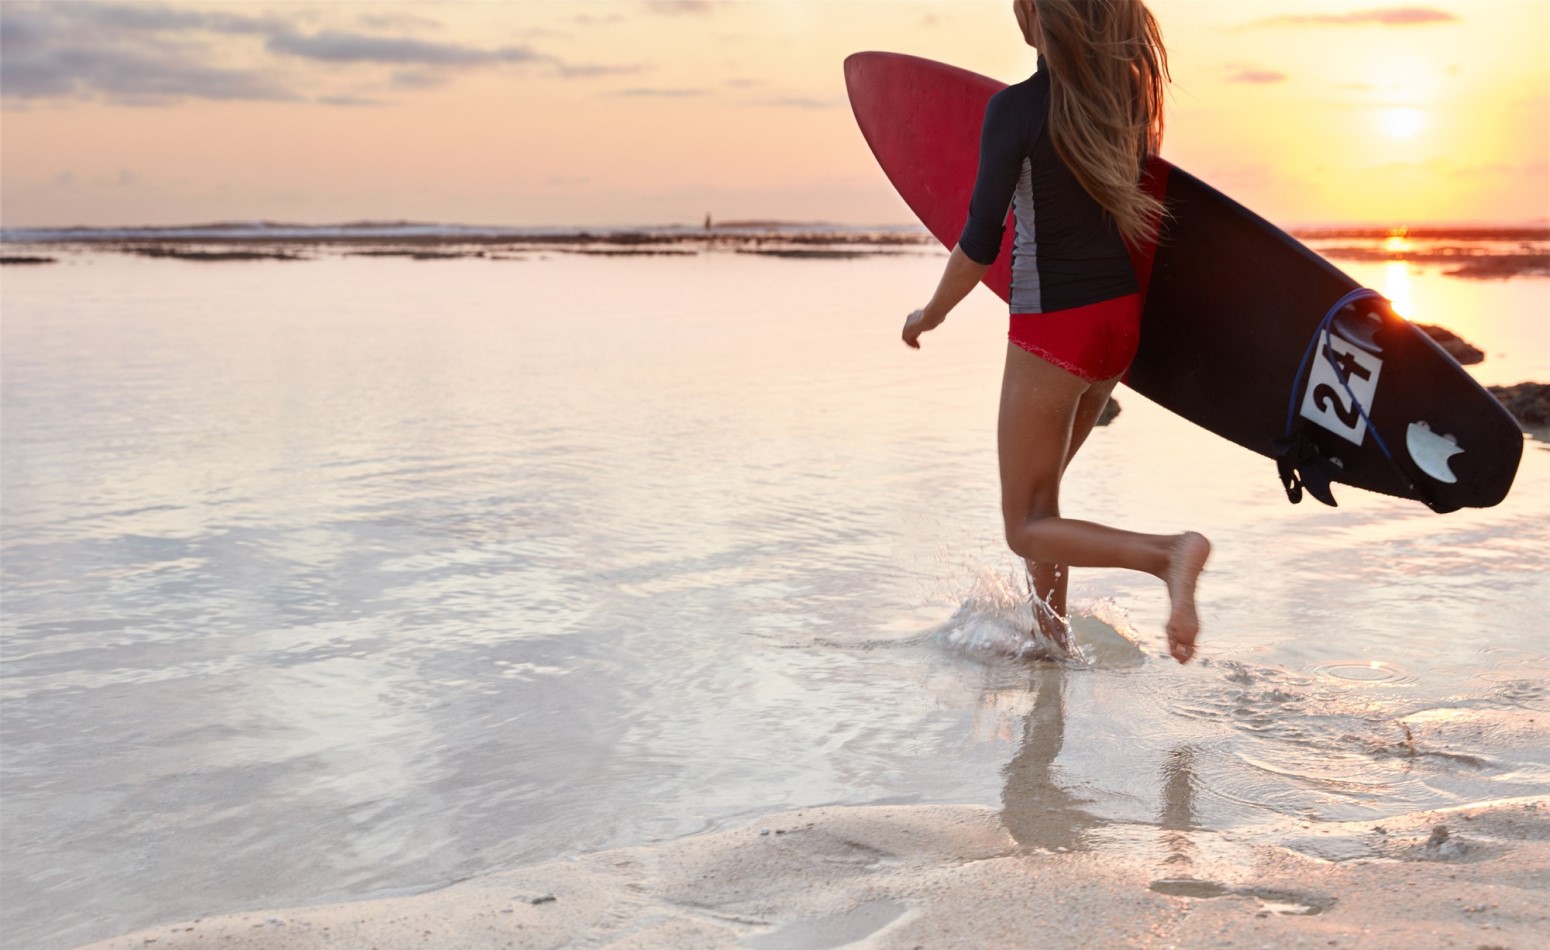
[845,51,1016,299]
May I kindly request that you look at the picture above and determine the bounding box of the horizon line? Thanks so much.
[5,217,1550,235]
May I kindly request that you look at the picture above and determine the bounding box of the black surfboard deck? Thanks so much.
[1133,165,1522,512]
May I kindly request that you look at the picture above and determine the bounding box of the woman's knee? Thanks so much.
[1003,500,1060,559]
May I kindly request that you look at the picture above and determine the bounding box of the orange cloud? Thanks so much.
[1247,7,1459,28]
[1226,68,1288,85]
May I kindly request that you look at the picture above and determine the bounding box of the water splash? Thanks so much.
[925,565,1069,662]
[926,566,1145,669]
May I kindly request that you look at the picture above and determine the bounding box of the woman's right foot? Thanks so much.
[1163,531,1211,664]
[1030,598,1072,656]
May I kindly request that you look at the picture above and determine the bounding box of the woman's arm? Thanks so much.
[904,89,1021,350]
[902,244,991,349]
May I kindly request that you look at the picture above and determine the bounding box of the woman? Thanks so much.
[902,0,1211,663]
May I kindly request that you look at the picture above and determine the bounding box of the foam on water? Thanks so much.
[924,566,1147,670]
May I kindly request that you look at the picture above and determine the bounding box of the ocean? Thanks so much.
[2,227,1547,948]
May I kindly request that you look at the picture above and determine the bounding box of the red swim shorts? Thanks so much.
[1009,293,1142,383]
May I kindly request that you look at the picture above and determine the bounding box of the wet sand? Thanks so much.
[81,797,1550,949]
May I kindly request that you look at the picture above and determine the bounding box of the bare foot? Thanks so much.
[1030,597,1072,657]
[1163,531,1211,664]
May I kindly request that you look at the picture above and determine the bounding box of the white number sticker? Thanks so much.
[1299,331,1384,445]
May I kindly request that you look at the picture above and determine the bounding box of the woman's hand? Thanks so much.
[902,245,990,350]
[902,307,946,349]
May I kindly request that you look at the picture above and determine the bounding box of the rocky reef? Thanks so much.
[1488,383,1550,428]
[1416,324,1485,365]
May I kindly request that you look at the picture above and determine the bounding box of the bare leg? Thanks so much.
[1025,375,1119,621]
[998,343,1210,663]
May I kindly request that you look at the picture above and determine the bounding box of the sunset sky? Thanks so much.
[2,0,1547,228]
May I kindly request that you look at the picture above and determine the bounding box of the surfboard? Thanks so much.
[844,51,1522,512]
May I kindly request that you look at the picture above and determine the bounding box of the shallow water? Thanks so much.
[2,248,1547,948]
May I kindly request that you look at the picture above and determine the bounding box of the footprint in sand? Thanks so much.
[1147,878,1336,916]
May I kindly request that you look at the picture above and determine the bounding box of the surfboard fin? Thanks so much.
[1273,433,1341,507]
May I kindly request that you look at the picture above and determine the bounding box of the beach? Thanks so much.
[80,798,1550,948]
[3,234,1548,949]
[6,0,1550,942]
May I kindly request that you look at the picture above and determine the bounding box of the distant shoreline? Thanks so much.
[0,227,944,267]
[5,224,1547,278]
[3,222,1548,244]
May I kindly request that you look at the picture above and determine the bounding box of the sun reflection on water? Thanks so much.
[1383,259,1414,318]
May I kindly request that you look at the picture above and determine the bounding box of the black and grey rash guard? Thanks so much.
[957,55,1138,314]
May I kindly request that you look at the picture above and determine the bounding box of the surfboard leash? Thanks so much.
[1278,287,1436,510]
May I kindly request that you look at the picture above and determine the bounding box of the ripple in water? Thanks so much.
[1308,659,1417,685]
[1164,659,1512,824]
[1481,676,1550,712]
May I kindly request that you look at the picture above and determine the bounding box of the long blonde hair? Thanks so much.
[1024,0,1169,246]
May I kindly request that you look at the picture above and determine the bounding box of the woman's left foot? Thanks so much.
[1164,531,1211,664]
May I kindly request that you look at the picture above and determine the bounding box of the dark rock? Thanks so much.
[123,246,302,262]
[1096,397,1121,426]
[1416,324,1484,365]
[1308,243,1550,279]
[733,248,879,259]
[345,249,473,260]
[1444,254,1550,279]
[0,255,56,265]
[1424,823,1464,860]
[568,248,698,257]
[1488,382,1550,427]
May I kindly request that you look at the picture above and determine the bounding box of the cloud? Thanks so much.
[0,4,310,102]
[750,96,841,109]
[390,69,451,91]
[315,95,390,107]
[2,42,301,104]
[551,62,650,79]
[642,1,725,14]
[1226,68,1288,85]
[1246,7,1459,28]
[1348,157,1538,180]
[266,30,541,66]
[0,1,644,105]
[1,1,284,41]
[606,87,709,97]
[356,12,443,32]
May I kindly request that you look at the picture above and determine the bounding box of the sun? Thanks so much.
[1381,107,1424,139]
